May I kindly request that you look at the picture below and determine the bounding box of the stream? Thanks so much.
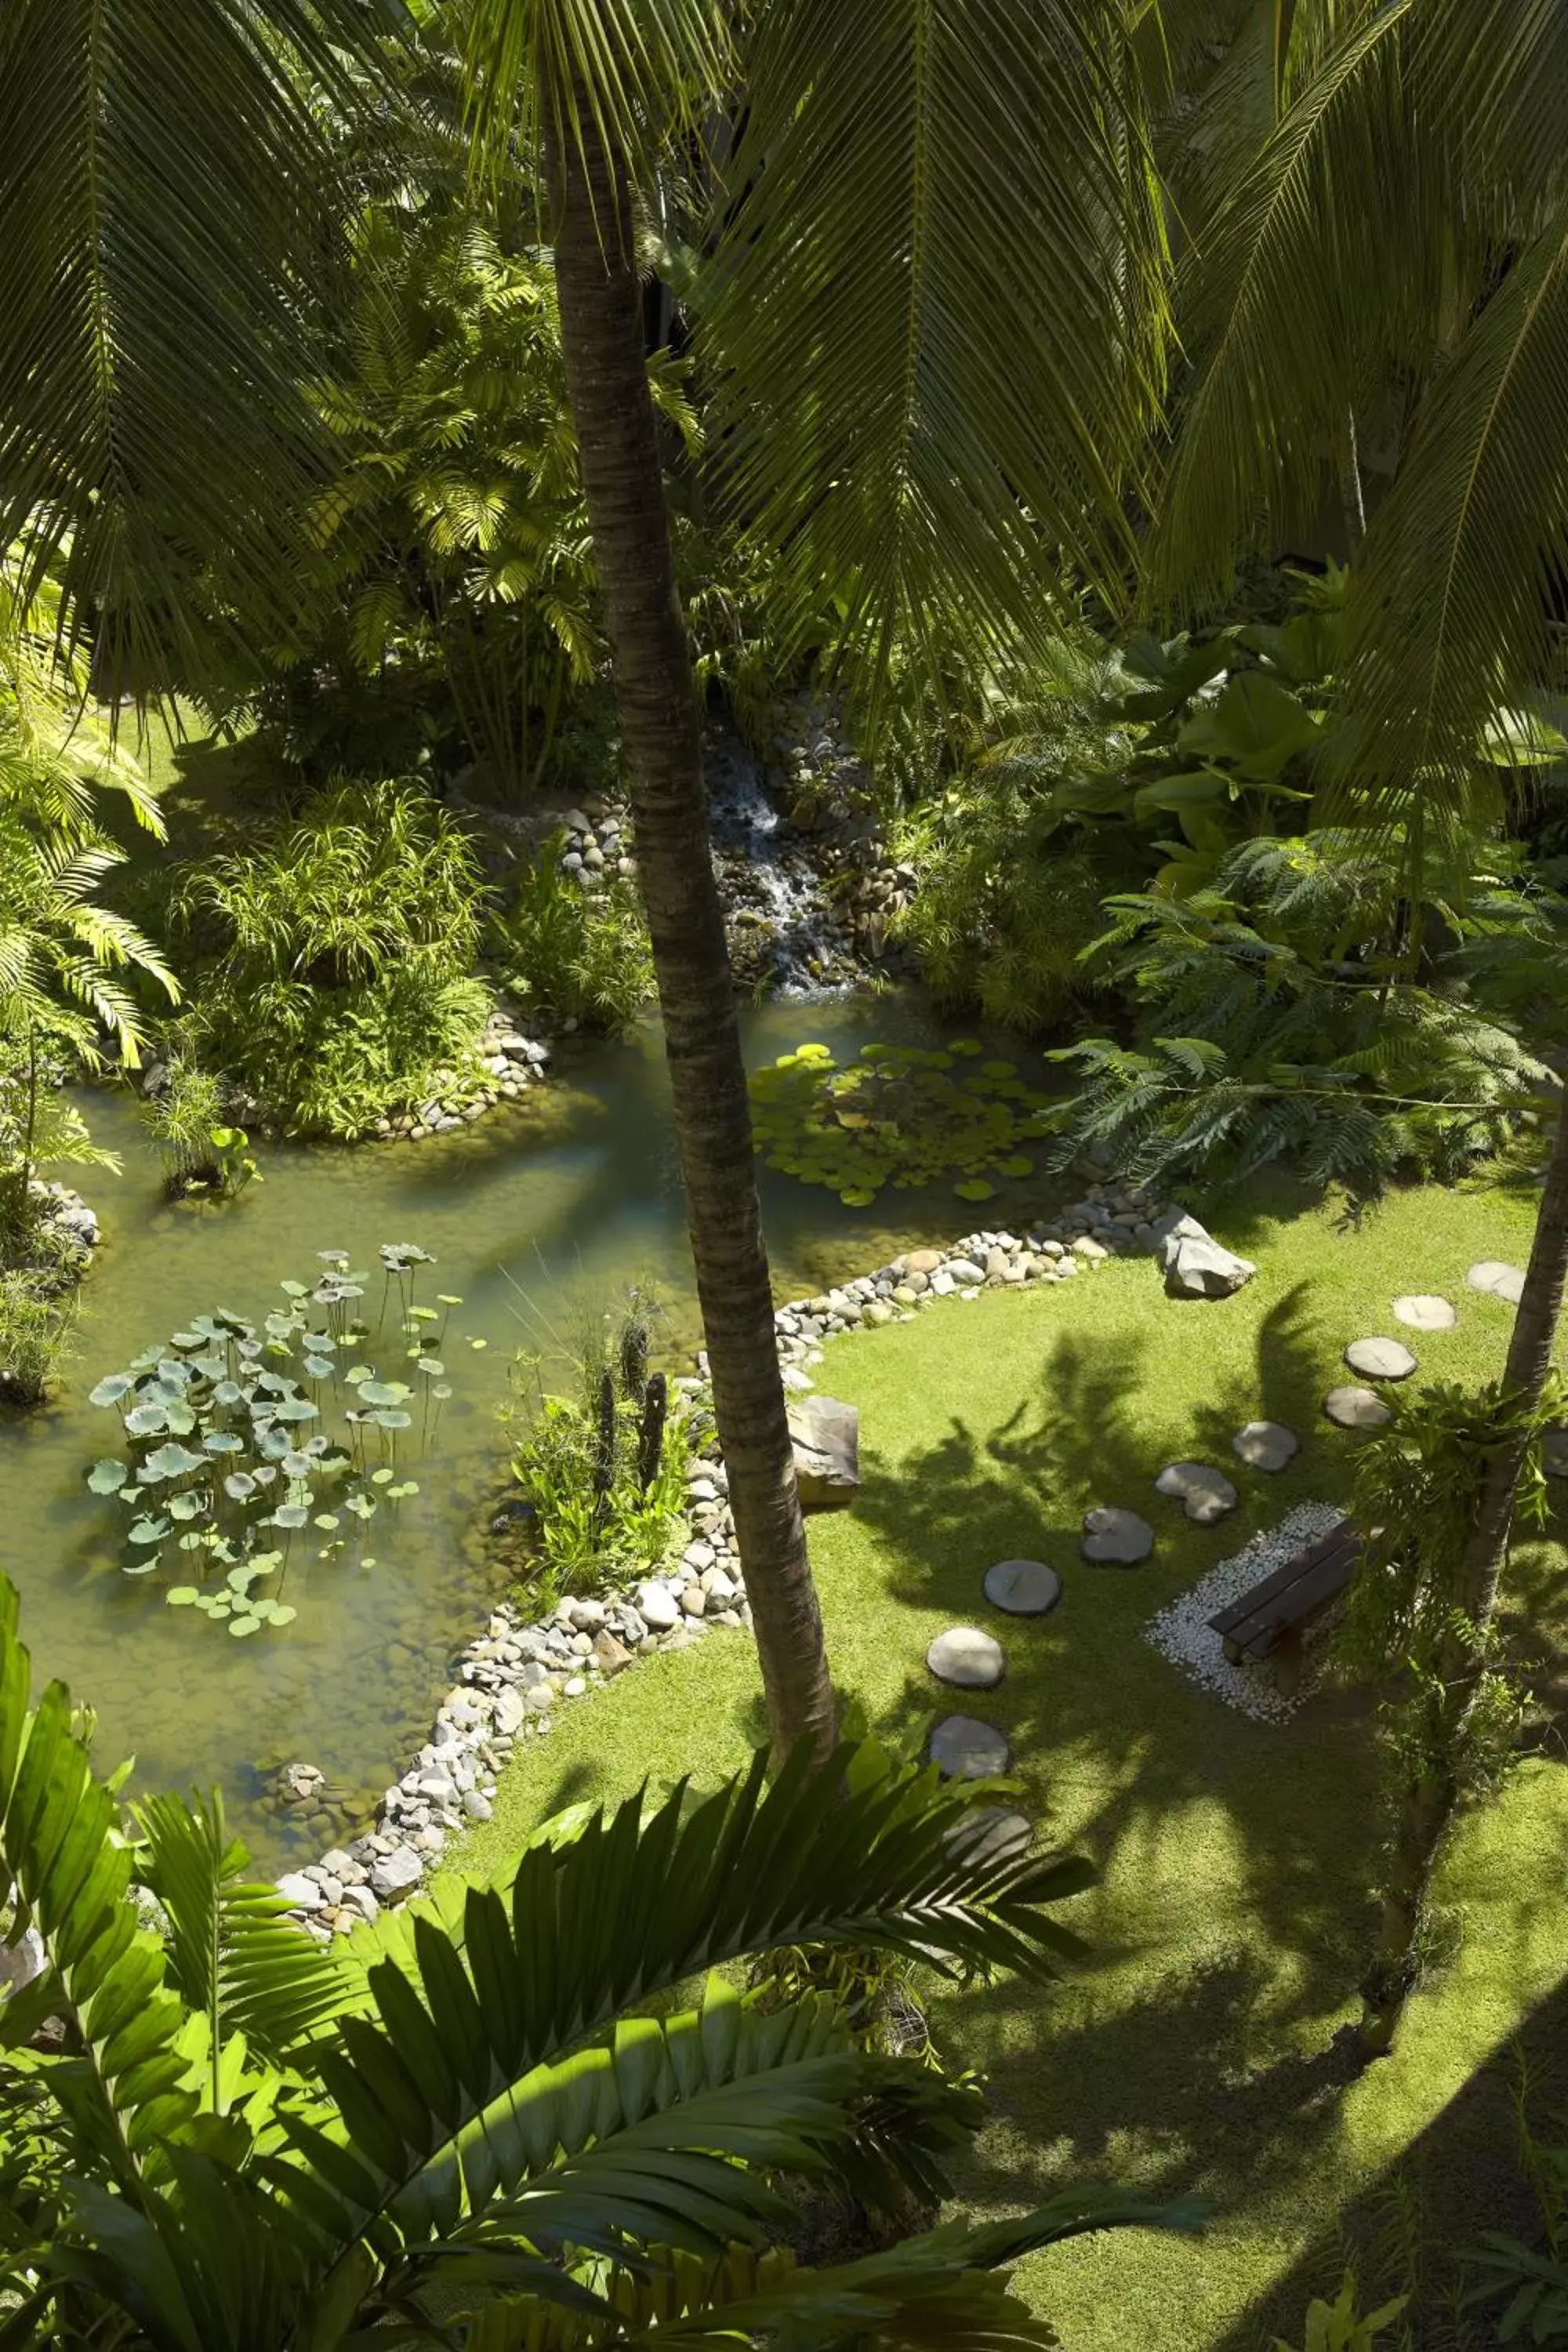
[3,992,996,1867]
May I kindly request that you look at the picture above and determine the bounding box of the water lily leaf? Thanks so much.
[168,1492,208,1523]
[345,1493,376,1520]
[249,1551,282,1573]
[202,1432,244,1457]
[948,1039,982,1055]
[125,1404,169,1438]
[388,1480,420,1501]
[165,1403,198,1436]
[229,1614,262,1638]
[372,1409,412,1431]
[144,1443,205,1481]
[227,1565,259,1592]
[253,1369,296,1396]
[259,1428,294,1460]
[357,1381,407,1409]
[251,1464,278,1486]
[313,1512,340,1531]
[178,1531,207,1552]
[169,1331,204,1351]
[432,1382,452,1400]
[129,1345,166,1370]
[224,1472,257,1502]
[88,1459,128,1495]
[157,1360,192,1390]
[89,1374,133,1407]
[954,1178,995,1202]
[408,1305,438,1324]
[281,1450,314,1479]
[371,1467,394,1486]
[996,1155,1033,1179]
[304,1358,334,1381]
[128,1515,172,1545]
[272,1400,319,1425]
[272,1504,310,1530]
[209,1597,233,1619]
[437,1294,463,1307]
[279,1279,308,1298]
[122,1553,162,1577]
[269,1603,298,1626]
[212,1380,245,1407]
[359,1557,376,1570]
[468,1337,488,1352]
[165,1587,199,1606]
[837,1189,876,1208]
[416,1358,445,1377]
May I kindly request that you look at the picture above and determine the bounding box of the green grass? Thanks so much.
[449,1178,1568,2350]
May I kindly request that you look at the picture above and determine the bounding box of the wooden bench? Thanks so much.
[1207,1518,1361,1692]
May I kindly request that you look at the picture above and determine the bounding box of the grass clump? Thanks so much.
[488,837,653,1035]
[0,1269,75,1405]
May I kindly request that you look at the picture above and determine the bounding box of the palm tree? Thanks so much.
[0,1573,1189,2346]
[0,0,1170,1759]
[1150,0,1568,2049]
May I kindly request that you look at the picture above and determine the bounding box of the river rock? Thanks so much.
[788,1395,860,1512]
[1323,1385,1393,1430]
[369,1846,423,1900]
[930,1715,1011,1780]
[0,1926,46,1998]
[1151,1208,1256,1300]
[1154,1461,1239,1525]
[982,1558,1061,1616]
[1081,1507,1154,1564]
[1345,1338,1417,1381]
[926,1626,1006,1689]
[633,1579,681,1631]
[1232,1420,1300,1472]
[1392,1294,1457,1331]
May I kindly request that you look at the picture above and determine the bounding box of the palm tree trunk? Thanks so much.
[549,117,836,1764]
[1359,1086,1568,2054]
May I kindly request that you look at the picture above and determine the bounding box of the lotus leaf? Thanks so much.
[258,1427,292,1460]
[371,1467,394,1486]
[279,1279,309,1298]
[128,1516,172,1546]
[226,1565,260,1592]
[228,1615,262,1637]
[272,1504,310,1530]
[313,1512,339,1531]
[89,1374,133,1407]
[268,1603,297,1626]
[281,1450,314,1479]
[122,1554,162,1577]
[165,1588,199,1606]
[437,1293,463,1306]
[143,1443,205,1481]
[416,1358,445,1377]
[165,1403,198,1436]
[372,1409,412,1430]
[251,1464,278,1486]
[224,1472,257,1501]
[178,1532,206,1552]
[168,1493,207,1523]
[304,1357,333,1381]
[125,1404,169,1438]
[203,1432,244,1455]
[345,1494,376,1520]
[408,1305,438,1324]
[271,1400,318,1424]
[357,1381,406,1408]
[212,1380,245,1407]
[88,1459,128,1495]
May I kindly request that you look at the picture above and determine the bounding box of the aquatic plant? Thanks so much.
[748,1039,1054,1207]
[0,1269,75,1406]
[82,1242,460,1635]
[140,1057,262,1199]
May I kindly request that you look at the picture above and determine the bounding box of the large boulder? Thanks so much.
[1151,1208,1256,1301]
[788,1395,860,1512]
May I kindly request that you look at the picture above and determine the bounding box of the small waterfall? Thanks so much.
[706,740,854,997]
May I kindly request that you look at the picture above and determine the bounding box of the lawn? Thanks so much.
[451,1176,1568,2351]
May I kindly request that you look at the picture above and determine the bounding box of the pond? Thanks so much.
[5,991,1038,1866]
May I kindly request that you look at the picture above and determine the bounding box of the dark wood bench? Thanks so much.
[1207,1518,1362,1691]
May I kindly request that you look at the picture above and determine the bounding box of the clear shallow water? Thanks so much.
[5,993,1029,1866]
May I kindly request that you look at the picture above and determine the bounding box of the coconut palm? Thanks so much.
[0,1574,1190,2347]
[0,0,1171,1760]
[1150,0,1568,2050]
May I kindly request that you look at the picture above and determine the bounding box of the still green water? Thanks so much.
[5,993,1006,1866]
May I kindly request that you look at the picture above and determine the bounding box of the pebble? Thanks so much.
[982,1559,1062,1616]
[926,1626,1006,1690]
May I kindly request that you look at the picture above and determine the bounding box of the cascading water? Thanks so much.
[705,739,857,996]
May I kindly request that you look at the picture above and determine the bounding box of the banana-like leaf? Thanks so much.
[0,1577,195,2176]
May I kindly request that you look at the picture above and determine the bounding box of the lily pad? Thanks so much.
[224,1472,257,1501]
[372,1408,412,1431]
[143,1443,206,1482]
[89,1374,133,1408]
[165,1587,200,1606]
[128,1515,172,1546]
[228,1615,262,1638]
[88,1458,128,1495]
[125,1404,169,1439]
[954,1178,995,1202]
[272,1504,310,1531]
[304,1357,334,1381]
[168,1492,208,1523]
[202,1431,245,1455]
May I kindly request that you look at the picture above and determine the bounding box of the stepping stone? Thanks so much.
[1081,1507,1154,1565]
[1345,1337,1418,1381]
[1468,1261,1526,1305]
[926,1626,1005,1689]
[1544,1425,1568,1482]
[1155,1461,1240,1525]
[982,1558,1061,1616]
[1324,1385,1393,1430]
[930,1714,1011,1780]
[1392,1294,1457,1331]
[943,1807,1033,1867]
[1232,1420,1300,1472]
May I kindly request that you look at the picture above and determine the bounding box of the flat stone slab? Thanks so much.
[943,1807,1033,1867]
[926,1626,1006,1689]
[1392,1294,1457,1330]
[1232,1420,1300,1472]
[1081,1506,1154,1565]
[1468,1261,1526,1305]
[1345,1337,1418,1381]
[1155,1461,1240,1525]
[982,1558,1062,1616]
[1323,1385,1393,1430]
[1545,1425,1568,1481]
[930,1714,1011,1779]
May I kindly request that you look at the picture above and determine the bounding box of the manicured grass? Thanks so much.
[450,1178,1568,2350]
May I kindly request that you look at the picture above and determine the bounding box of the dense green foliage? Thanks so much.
[165,779,489,1138]
[488,837,653,1033]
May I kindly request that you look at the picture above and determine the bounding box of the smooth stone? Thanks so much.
[1323,1385,1393,1430]
[276,1871,323,1912]
[929,1715,1011,1780]
[1392,1294,1457,1331]
[942,1807,1033,1867]
[1345,1337,1418,1381]
[788,1394,860,1512]
[368,1846,423,1900]
[982,1558,1062,1616]
[1154,1461,1240,1525]
[633,1579,681,1631]
[1232,1420,1301,1472]
[1080,1506,1154,1565]
[1468,1261,1526,1305]
[926,1626,1006,1690]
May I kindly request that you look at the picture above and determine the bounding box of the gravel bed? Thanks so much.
[1143,1502,1348,1722]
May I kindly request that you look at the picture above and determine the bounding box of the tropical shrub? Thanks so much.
[82,1242,460,1630]
[508,1292,689,1599]
[1048,833,1555,1197]
[750,1038,1053,1208]
[167,778,491,1137]
[140,1056,261,1198]
[488,837,654,1033]
[0,1568,1189,2350]
[0,1270,74,1406]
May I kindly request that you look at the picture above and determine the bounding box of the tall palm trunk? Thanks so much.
[549,118,836,1765]
[1360,1087,1568,2055]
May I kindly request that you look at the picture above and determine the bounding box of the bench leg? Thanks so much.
[1275,1624,1305,1697]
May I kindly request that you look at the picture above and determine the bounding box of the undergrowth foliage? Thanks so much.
[487,834,653,1034]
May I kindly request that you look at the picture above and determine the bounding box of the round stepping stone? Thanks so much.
[1392,1294,1457,1331]
[1081,1506,1154,1565]
[1544,1425,1568,1482]
[1468,1261,1526,1305]
[1155,1461,1240,1525]
[1324,1385,1393,1430]
[982,1557,1061,1616]
[926,1626,1005,1689]
[930,1714,1011,1780]
[1345,1337,1418,1381]
[1232,1420,1300,1472]
[943,1807,1033,1867]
